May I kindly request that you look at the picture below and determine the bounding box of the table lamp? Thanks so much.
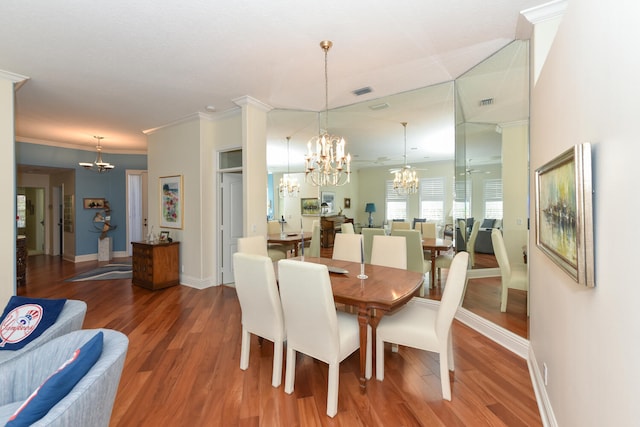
[365,203,376,227]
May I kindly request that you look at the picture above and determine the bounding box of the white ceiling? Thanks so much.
[1,0,547,158]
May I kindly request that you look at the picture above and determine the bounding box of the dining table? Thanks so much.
[267,232,312,257]
[422,237,454,286]
[279,256,424,390]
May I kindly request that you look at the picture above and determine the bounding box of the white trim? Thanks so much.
[528,347,558,427]
[178,274,218,289]
[411,298,529,359]
[17,137,147,155]
[72,250,129,263]
[466,267,501,279]
[143,112,210,135]
[231,95,273,112]
[521,0,568,25]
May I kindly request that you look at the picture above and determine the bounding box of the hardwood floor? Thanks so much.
[19,255,541,426]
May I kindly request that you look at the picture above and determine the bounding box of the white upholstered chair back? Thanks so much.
[371,235,407,269]
[332,233,363,263]
[362,228,385,264]
[232,252,285,387]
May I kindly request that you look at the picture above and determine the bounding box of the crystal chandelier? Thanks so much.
[279,136,300,197]
[79,136,115,172]
[304,40,351,187]
[393,122,419,195]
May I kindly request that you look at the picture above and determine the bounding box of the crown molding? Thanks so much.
[0,69,30,90]
[521,0,568,25]
[232,95,273,112]
[17,136,147,155]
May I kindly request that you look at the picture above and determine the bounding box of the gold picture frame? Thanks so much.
[160,175,183,229]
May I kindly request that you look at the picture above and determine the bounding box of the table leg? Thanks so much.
[357,305,369,390]
[430,251,437,287]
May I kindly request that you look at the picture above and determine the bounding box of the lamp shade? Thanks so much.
[365,203,376,213]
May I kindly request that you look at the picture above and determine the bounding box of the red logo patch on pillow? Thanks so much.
[0,304,43,347]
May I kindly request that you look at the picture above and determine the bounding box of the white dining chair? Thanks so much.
[341,222,355,234]
[391,229,431,294]
[237,235,286,261]
[491,228,528,313]
[376,251,469,400]
[332,233,363,263]
[417,222,437,239]
[370,235,406,269]
[390,221,410,232]
[466,219,480,268]
[362,228,386,264]
[277,259,371,417]
[306,220,321,258]
[232,252,285,388]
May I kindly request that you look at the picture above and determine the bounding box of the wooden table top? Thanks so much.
[422,237,453,251]
[267,232,312,244]
[286,257,424,313]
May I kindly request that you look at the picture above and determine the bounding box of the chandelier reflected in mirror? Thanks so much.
[279,136,300,197]
[392,122,419,195]
[304,40,351,187]
[79,136,115,172]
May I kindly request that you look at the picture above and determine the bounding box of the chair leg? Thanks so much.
[440,350,452,401]
[272,339,283,388]
[240,327,250,370]
[500,282,508,312]
[326,362,339,417]
[284,347,296,394]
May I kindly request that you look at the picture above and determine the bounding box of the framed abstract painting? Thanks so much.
[535,143,594,287]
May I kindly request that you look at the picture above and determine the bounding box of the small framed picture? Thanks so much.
[344,198,351,209]
[159,231,170,242]
[83,198,105,209]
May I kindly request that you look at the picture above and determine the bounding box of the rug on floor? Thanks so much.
[66,263,132,281]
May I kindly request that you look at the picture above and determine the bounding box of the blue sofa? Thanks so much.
[0,299,87,366]
[0,328,128,426]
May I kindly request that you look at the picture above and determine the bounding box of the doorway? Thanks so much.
[220,172,243,284]
[17,187,46,255]
[126,170,148,255]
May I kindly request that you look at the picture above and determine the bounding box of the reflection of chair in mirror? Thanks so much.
[238,235,286,262]
[391,221,410,232]
[391,229,431,294]
[332,233,363,263]
[267,220,290,257]
[376,252,469,400]
[277,259,371,417]
[412,217,426,230]
[341,222,355,234]
[362,228,385,264]
[232,252,285,387]
[306,220,321,258]
[443,223,454,240]
[417,222,437,238]
[466,219,480,267]
[370,235,406,269]
[491,228,528,313]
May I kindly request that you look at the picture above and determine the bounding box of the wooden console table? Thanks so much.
[131,241,180,290]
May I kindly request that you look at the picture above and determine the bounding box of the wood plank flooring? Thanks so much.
[18,255,541,426]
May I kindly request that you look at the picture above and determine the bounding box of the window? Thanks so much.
[385,180,407,221]
[484,179,503,219]
[453,179,470,220]
[419,178,445,223]
[17,195,26,228]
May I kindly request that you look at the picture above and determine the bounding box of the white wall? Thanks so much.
[0,77,16,306]
[530,1,640,425]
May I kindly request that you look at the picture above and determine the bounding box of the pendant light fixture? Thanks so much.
[279,136,300,197]
[392,122,419,195]
[79,136,115,172]
[304,40,351,187]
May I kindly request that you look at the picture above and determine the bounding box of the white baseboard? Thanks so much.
[71,250,129,263]
[528,348,558,427]
[411,298,529,359]
[178,274,219,289]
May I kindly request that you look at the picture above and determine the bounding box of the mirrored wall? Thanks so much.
[266,40,530,337]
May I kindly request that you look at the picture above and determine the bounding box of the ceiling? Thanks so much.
[1,0,547,159]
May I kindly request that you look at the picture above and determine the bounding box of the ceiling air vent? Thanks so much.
[479,98,494,106]
[369,102,389,111]
[352,86,373,96]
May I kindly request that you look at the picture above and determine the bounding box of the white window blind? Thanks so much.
[484,178,503,219]
[385,180,407,220]
[454,179,470,220]
[419,177,445,222]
